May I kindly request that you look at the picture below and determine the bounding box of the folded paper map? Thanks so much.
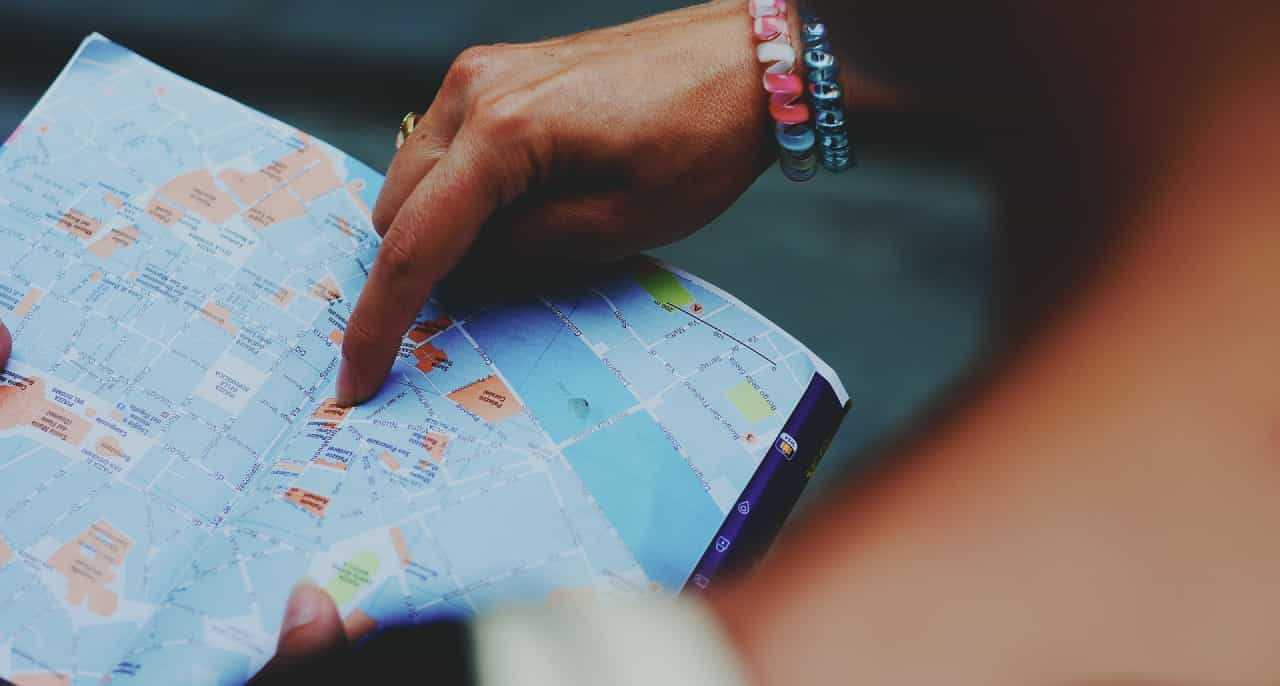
[0,34,849,685]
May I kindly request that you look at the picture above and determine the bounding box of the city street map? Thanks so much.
[0,34,849,685]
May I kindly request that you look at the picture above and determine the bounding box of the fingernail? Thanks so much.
[281,580,324,635]
[335,362,356,408]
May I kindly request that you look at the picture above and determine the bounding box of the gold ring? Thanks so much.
[395,112,421,150]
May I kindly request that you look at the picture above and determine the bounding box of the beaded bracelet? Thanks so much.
[800,10,854,172]
[751,0,818,182]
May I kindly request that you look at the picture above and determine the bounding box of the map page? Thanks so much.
[0,34,849,685]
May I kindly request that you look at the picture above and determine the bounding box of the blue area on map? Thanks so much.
[234,497,318,545]
[598,337,672,399]
[230,326,288,373]
[97,287,148,325]
[169,563,254,618]
[50,262,103,305]
[149,604,205,644]
[260,218,327,267]
[468,554,593,608]
[227,401,285,454]
[3,460,110,547]
[122,121,204,188]
[10,248,67,291]
[562,411,723,589]
[142,527,208,604]
[130,298,190,343]
[316,467,378,546]
[0,570,56,639]
[252,373,308,418]
[705,305,771,345]
[427,472,574,586]
[291,328,339,373]
[447,445,526,480]
[124,445,169,488]
[152,459,230,522]
[77,622,141,675]
[13,296,79,369]
[185,396,233,430]
[0,563,43,632]
[343,157,384,212]
[274,346,323,390]
[0,447,66,518]
[206,440,257,484]
[121,643,250,686]
[163,414,217,459]
[0,435,35,467]
[655,386,752,485]
[205,122,271,165]
[594,278,681,345]
[545,290,634,350]
[12,594,74,668]
[466,300,635,442]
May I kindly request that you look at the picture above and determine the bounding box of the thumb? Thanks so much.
[0,320,11,370]
[250,580,348,684]
[276,580,347,659]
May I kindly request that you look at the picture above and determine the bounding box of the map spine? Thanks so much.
[682,373,850,592]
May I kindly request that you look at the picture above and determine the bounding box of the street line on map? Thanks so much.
[664,302,776,368]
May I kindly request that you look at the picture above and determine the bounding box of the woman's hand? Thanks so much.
[336,0,777,406]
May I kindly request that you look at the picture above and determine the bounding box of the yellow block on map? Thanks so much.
[726,380,774,424]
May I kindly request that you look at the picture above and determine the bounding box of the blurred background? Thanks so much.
[0,1,994,508]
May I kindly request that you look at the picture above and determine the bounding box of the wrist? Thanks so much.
[702,0,786,177]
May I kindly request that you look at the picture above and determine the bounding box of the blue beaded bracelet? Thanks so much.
[799,11,855,172]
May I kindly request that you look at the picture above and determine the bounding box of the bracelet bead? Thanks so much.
[800,20,828,51]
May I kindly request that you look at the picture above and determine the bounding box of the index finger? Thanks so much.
[0,321,11,371]
[337,132,508,406]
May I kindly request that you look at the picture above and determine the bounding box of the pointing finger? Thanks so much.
[338,129,519,406]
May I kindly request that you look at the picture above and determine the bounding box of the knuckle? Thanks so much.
[377,230,418,279]
[446,45,504,92]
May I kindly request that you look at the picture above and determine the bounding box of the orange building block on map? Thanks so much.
[159,169,239,224]
[87,225,140,258]
[284,487,330,517]
[54,209,101,240]
[447,375,523,423]
[311,398,352,428]
[413,343,448,375]
[0,374,91,446]
[47,520,133,617]
[422,432,449,462]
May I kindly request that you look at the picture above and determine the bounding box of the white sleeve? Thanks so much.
[472,596,752,686]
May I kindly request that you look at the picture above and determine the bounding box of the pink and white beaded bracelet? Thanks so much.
[750,0,817,181]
